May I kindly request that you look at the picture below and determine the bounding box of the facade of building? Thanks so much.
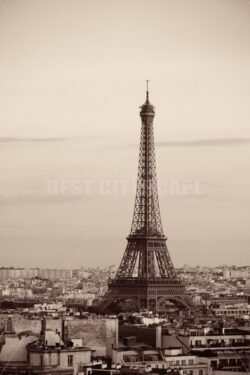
[0,267,72,280]
[161,327,250,373]
[162,348,208,375]
[27,341,93,375]
[162,327,250,353]
[213,305,250,317]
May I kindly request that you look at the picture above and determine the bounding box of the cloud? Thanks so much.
[124,138,250,149]
[1,137,250,147]
[0,137,70,143]
[157,138,250,147]
[0,193,85,206]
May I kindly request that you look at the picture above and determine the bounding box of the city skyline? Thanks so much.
[0,264,250,270]
[0,2,250,373]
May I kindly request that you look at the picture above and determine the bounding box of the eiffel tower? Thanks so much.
[99,83,190,312]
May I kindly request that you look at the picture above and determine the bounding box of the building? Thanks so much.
[117,324,209,375]
[0,315,119,358]
[162,348,209,375]
[112,348,166,369]
[213,305,250,318]
[0,317,106,375]
[161,326,250,372]
[0,267,72,280]
[27,335,93,375]
[164,327,250,353]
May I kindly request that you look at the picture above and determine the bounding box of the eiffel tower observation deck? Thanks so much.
[99,83,191,313]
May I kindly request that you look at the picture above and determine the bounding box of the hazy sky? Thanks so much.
[0,0,250,268]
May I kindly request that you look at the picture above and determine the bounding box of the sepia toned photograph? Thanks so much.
[0,1,250,374]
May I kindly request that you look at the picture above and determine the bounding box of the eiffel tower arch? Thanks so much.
[98,83,191,313]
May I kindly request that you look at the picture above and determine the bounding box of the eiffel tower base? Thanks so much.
[98,278,191,313]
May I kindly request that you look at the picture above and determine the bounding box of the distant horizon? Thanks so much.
[1,135,250,145]
[0,264,249,270]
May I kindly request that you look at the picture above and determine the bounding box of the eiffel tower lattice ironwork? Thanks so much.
[99,83,190,312]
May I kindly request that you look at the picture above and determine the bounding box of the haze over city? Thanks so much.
[1,0,250,268]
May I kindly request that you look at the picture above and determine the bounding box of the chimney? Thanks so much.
[41,318,46,346]
[156,325,162,349]
[62,319,69,346]
[6,316,14,334]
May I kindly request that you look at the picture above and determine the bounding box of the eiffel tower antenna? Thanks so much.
[146,79,149,101]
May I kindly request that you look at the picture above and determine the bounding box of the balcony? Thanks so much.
[190,340,250,349]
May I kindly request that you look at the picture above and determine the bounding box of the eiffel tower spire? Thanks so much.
[130,80,163,237]
[98,84,190,312]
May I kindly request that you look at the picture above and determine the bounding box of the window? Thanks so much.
[199,370,203,375]
[68,355,73,367]
[211,361,217,369]
[195,340,202,347]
